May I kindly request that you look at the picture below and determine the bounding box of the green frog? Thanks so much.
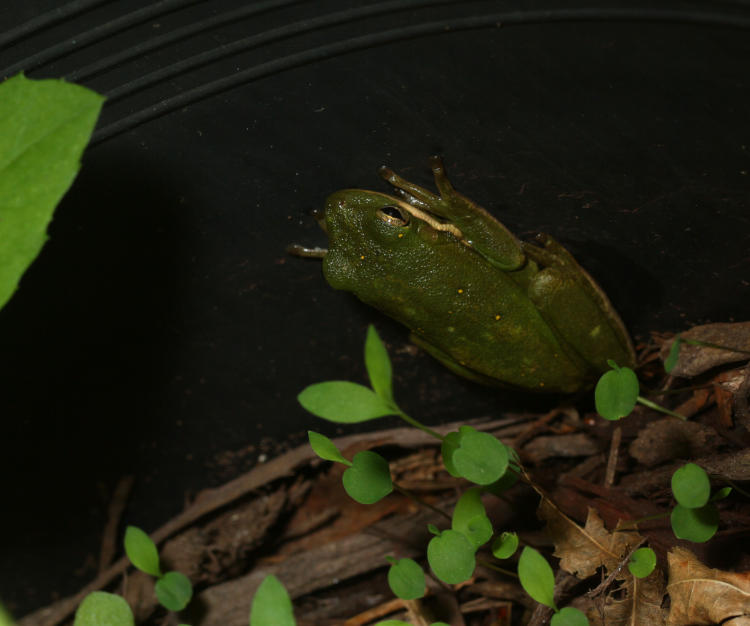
[291,156,635,393]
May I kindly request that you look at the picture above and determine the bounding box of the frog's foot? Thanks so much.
[378,164,445,214]
[286,243,327,258]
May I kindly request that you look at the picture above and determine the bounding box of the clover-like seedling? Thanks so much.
[385,556,425,600]
[669,463,728,543]
[491,531,519,560]
[451,487,493,549]
[441,425,509,485]
[594,360,639,420]
[308,431,393,504]
[124,526,193,613]
[595,360,685,421]
[628,547,657,578]
[426,526,476,584]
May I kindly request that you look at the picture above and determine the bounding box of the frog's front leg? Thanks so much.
[380,156,525,271]
[523,234,636,373]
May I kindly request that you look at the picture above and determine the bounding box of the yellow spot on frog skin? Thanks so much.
[457,288,464,294]
[360,255,365,260]
[398,233,404,238]
[494,314,501,321]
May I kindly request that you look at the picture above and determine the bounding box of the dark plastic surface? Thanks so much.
[1,0,749,617]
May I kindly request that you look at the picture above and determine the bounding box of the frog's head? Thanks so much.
[320,188,462,296]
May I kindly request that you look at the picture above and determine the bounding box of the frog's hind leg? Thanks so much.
[522,233,636,370]
[409,333,504,388]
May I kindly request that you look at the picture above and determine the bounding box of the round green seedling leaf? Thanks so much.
[307,430,350,465]
[672,463,711,509]
[298,381,398,423]
[491,531,519,560]
[365,325,394,403]
[73,592,134,626]
[124,526,161,576]
[628,547,657,578]
[155,571,192,612]
[518,547,557,610]
[342,450,393,504]
[374,621,410,626]
[550,606,589,626]
[452,488,492,548]
[594,364,639,420]
[387,557,425,600]
[671,503,719,543]
[250,575,295,626]
[427,529,476,584]
[443,426,508,485]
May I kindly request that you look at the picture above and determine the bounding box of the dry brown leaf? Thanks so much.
[537,498,640,578]
[661,321,750,377]
[580,568,667,626]
[667,546,750,625]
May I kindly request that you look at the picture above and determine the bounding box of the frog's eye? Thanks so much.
[376,205,409,227]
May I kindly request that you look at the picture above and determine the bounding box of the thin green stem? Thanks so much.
[392,484,451,521]
[476,557,518,578]
[683,338,750,356]
[396,409,444,441]
[637,395,686,420]
[618,511,670,529]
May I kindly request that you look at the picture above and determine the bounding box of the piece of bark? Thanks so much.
[522,433,599,464]
[660,321,750,377]
[192,509,441,626]
[628,418,722,467]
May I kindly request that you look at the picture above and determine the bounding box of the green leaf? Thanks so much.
[550,606,589,626]
[307,431,351,465]
[672,463,711,509]
[670,503,719,543]
[365,325,394,403]
[374,621,411,626]
[664,336,682,373]
[0,74,104,311]
[155,571,192,612]
[342,450,393,504]
[491,531,519,560]
[710,486,732,502]
[441,426,508,485]
[452,487,492,549]
[0,604,13,626]
[628,547,656,578]
[386,557,425,600]
[298,382,397,423]
[594,364,639,420]
[124,526,161,576]
[427,528,476,584]
[250,575,296,626]
[73,592,134,626]
[518,547,557,610]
